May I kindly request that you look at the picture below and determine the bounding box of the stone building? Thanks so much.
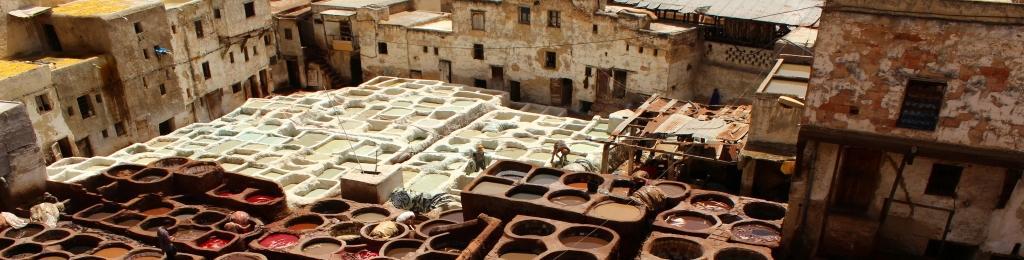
[278,0,819,114]
[0,102,47,210]
[0,0,275,162]
[783,0,1024,258]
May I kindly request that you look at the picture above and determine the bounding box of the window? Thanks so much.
[77,95,94,118]
[378,42,388,54]
[229,52,235,63]
[134,22,143,33]
[422,46,428,53]
[433,47,438,55]
[639,47,644,54]
[474,79,486,88]
[159,84,167,95]
[143,49,149,59]
[252,46,258,56]
[284,29,293,40]
[544,51,556,68]
[548,11,560,28]
[94,94,102,103]
[654,49,659,56]
[101,129,109,138]
[244,2,256,18]
[66,107,74,116]
[473,44,484,60]
[410,70,422,79]
[214,8,221,19]
[264,35,271,45]
[76,137,93,157]
[585,67,592,77]
[202,62,211,79]
[925,164,963,197]
[244,47,250,61]
[340,22,353,41]
[232,83,242,93]
[519,7,531,24]
[171,25,177,34]
[592,24,597,33]
[897,79,945,131]
[35,94,52,113]
[159,119,174,135]
[471,11,485,31]
[115,121,126,136]
[613,70,627,98]
[509,81,521,102]
[194,20,204,38]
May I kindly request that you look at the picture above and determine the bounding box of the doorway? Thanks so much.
[439,60,452,82]
[75,137,93,157]
[56,137,73,158]
[832,146,882,213]
[286,60,301,88]
[159,119,174,135]
[43,24,62,51]
[350,55,363,83]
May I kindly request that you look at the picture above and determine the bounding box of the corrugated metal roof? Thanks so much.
[612,0,823,26]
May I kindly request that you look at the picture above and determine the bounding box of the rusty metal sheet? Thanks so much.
[612,0,822,26]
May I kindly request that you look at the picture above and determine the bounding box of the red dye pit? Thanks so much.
[199,236,229,249]
[245,194,277,204]
[258,233,299,249]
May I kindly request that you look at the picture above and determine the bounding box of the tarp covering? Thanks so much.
[611,0,823,26]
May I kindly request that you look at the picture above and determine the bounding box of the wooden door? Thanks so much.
[549,78,562,106]
[439,60,451,82]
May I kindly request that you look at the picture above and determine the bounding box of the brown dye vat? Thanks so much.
[141,207,172,216]
[31,229,70,243]
[714,247,768,260]
[718,214,742,224]
[34,252,70,260]
[417,219,455,237]
[169,208,199,219]
[509,219,555,237]
[106,164,145,178]
[310,199,351,215]
[213,186,245,197]
[2,243,41,259]
[381,239,423,258]
[59,235,102,254]
[610,180,632,196]
[192,211,227,225]
[329,222,365,244]
[93,245,132,258]
[649,237,704,260]
[567,182,589,189]
[559,226,613,249]
[470,181,512,195]
[438,209,464,223]
[150,157,190,169]
[173,226,211,241]
[140,217,177,232]
[587,201,643,222]
[548,190,590,206]
[526,173,561,186]
[427,232,469,253]
[691,194,734,213]
[301,238,344,255]
[742,202,786,221]
[351,207,390,222]
[495,170,528,181]
[539,250,597,260]
[731,222,781,244]
[505,185,547,201]
[108,213,145,227]
[562,173,604,190]
[497,239,547,260]
[656,182,687,197]
[4,224,43,238]
[216,252,267,260]
[664,211,717,231]
[123,249,165,260]
[287,222,321,231]
[179,161,222,175]
[131,168,169,183]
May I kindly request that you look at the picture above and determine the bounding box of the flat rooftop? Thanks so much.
[52,0,158,17]
[315,0,407,9]
[0,60,42,80]
[381,11,447,27]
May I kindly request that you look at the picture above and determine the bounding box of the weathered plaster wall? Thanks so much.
[805,2,1024,151]
[49,56,134,156]
[0,102,46,210]
[748,93,801,148]
[0,63,73,160]
[354,0,701,113]
[985,177,1024,257]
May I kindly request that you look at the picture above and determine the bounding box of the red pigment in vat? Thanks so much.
[259,233,299,249]
[245,194,277,204]
[199,236,229,249]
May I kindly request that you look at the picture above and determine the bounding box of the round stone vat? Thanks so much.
[130,168,170,183]
[426,232,470,253]
[92,243,133,258]
[301,237,345,256]
[58,234,102,254]
[648,236,705,260]
[558,226,613,249]
[148,157,191,169]
[413,252,457,260]
[655,181,689,198]
[361,222,409,241]
[284,215,326,231]
[31,229,70,244]
[106,212,146,227]
[257,233,300,249]
[192,211,228,226]
[380,239,423,258]
[2,243,41,259]
[548,189,590,206]
[438,209,465,223]
[310,199,351,215]
[416,219,456,238]
[714,247,769,260]
[32,251,71,259]
[662,210,719,232]
[539,250,598,260]
[351,207,391,223]
[104,164,145,179]
[730,221,782,246]
[742,201,786,221]
[329,221,366,250]
[690,193,735,213]
[508,219,555,237]
[504,185,548,201]
[215,252,268,260]
[496,239,547,260]
[3,224,44,239]
[562,173,604,190]
[139,217,177,232]
[172,225,211,242]
[168,207,199,219]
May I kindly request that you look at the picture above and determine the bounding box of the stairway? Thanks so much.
[304,48,346,89]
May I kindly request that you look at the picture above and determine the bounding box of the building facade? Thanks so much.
[0,0,275,162]
[784,0,1024,258]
